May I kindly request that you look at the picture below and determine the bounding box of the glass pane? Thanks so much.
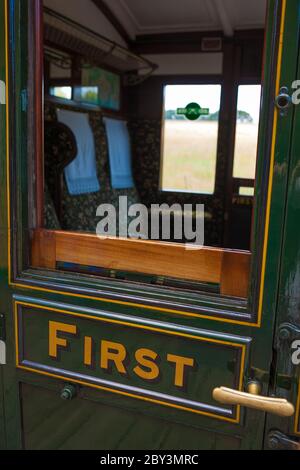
[50,86,72,100]
[73,86,99,105]
[233,85,262,179]
[81,67,121,111]
[239,187,255,197]
[161,84,222,194]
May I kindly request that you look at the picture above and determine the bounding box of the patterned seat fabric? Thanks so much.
[44,101,141,234]
[44,183,61,230]
[45,120,78,223]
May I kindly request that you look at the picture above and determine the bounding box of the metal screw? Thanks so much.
[60,384,77,401]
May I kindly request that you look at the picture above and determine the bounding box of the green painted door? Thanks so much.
[263,24,300,448]
[0,0,300,451]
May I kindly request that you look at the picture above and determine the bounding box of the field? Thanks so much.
[161,121,259,193]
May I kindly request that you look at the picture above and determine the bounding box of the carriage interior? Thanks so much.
[33,0,268,296]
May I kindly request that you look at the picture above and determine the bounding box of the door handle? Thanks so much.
[213,387,295,417]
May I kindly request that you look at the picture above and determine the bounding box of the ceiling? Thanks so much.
[103,0,267,38]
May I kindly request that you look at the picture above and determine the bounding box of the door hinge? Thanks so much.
[276,323,300,349]
[268,431,300,450]
[0,314,6,365]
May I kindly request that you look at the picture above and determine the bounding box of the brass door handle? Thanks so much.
[213,387,295,417]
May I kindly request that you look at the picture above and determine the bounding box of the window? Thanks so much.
[233,85,262,180]
[50,66,121,111]
[239,187,255,197]
[161,85,222,194]
[20,0,268,300]
[50,86,72,100]
[80,67,121,111]
[73,86,99,106]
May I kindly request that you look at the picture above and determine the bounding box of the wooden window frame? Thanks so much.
[30,0,251,299]
[32,230,251,298]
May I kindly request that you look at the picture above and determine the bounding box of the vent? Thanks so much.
[201,37,222,52]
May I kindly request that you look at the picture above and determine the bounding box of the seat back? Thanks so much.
[44,100,140,234]
[44,183,61,230]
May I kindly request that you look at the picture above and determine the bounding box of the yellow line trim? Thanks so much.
[4,0,287,327]
[14,300,246,424]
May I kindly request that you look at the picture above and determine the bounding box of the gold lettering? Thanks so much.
[167,354,195,388]
[84,336,93,367]
[134,348,159,381]
[49,321,77,359]
[100,341,127,374]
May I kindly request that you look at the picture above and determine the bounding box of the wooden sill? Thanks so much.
[31,229,251,298]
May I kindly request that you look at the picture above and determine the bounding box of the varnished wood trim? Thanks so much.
[31,230,251,297]
[54,232,224,284]
[132,31,224,55]
[31,230,56,269]
[220,251,251,298]
[131,29,264,55]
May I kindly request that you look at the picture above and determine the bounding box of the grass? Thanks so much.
[233,122,259,179]
[161,121,259,193]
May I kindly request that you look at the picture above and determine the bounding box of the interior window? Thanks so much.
[50,86,72,100]
[233,85,262,180]
[239,187,255,197]
[79,67,121,110]
[161,84,221,194]
[28,0,268,298]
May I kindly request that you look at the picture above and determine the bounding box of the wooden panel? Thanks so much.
[55,231,223,284]
[220,251,251,298]
[31,229,251,297]
[31,230,56,269]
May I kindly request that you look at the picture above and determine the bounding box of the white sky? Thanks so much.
[164,85,221,114]
[237,85,262,123]
[164,84,262,122]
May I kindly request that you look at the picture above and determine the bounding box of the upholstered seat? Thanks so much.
[44,183,61,230]
[45,120,78,223]
[44,101,141,234]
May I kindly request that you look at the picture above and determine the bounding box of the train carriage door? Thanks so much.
[1,0,300,451]
[264,27,300,449]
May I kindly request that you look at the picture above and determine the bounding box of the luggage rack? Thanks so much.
[44,7,157,85]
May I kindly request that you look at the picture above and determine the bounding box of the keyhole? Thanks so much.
[276,87,292,115]
[277,95,290,109]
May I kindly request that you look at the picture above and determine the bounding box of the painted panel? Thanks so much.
[20,383,242,450]
[14,300,249,424]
